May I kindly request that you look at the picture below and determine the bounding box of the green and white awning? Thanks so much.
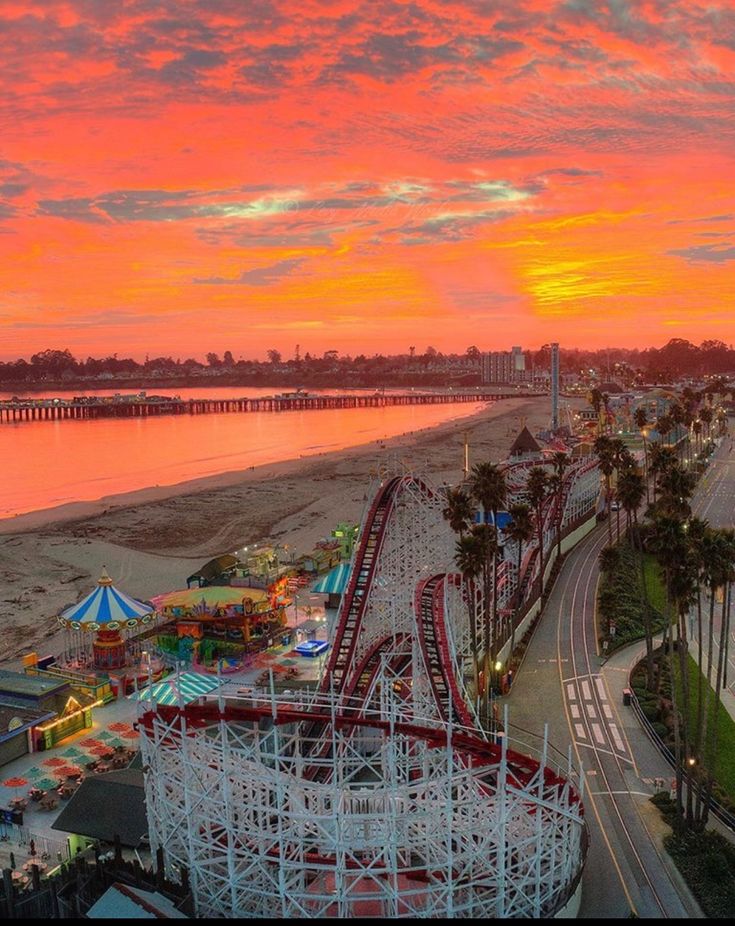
[313,562,352,596]
[132,671,221,706]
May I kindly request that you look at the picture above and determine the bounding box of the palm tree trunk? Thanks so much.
[510,542,523,664]
[665,583,685,831]
[693,585,705,826]
[636,522,655,690]
[676,603,694,827]
[703,582,729,825]
[536,507,545,597]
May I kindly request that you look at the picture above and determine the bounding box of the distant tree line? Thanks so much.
[1,338,733,387]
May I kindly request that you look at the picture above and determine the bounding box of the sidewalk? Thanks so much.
[601,639,705,918]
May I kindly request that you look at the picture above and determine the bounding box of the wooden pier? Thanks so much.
[0,390,541,424]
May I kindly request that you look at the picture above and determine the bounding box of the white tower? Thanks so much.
[551,342,560,432]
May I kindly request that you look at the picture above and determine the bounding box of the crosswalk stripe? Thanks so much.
[609,723,625,753]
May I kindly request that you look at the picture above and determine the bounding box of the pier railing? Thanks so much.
[0,390,544,424]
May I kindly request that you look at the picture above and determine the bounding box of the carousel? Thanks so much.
[58,568,164,689]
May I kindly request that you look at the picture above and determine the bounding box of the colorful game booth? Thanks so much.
[152,582,292,672]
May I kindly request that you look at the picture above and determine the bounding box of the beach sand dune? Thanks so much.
[0,395,576,664]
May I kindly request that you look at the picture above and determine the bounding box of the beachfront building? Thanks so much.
[0,669,97,763]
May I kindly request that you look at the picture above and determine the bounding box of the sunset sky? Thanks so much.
[1,0,734,361]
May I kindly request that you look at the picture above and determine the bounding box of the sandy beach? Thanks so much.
[0,395,574,664]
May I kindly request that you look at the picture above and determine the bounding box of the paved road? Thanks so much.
[504,519,696,918]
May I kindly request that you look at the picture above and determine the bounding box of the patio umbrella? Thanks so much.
[25,766,44,779]
[42,757,66,767]
[34,778,58,791]
[121,729,139,739]
[108,722,130,732]
[109,738,124,748]
[62,747,83,758]
[79,738,102,748]
[97,730,113,740]
[58,765,82,778]
[3,777,28,795]
[90,745,113,756]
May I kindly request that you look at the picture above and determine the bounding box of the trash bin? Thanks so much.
[622,688,632,706]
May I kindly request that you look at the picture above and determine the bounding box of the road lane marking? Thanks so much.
[574,723,586,739]
[609,723,625,753]
[570,704,580,718]
[586,704,597,719]
[592,723,605,745]
[581,680,592,700]
[566,683,576,700]
[603,703,613,720]
[595,677,607,699]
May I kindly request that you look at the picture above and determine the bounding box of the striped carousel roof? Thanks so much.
[59,568,153,632]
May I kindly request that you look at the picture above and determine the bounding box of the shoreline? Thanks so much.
[0,394,572,665]
[0,399,494,535]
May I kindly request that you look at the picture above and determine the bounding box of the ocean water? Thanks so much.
[0,387,488,519]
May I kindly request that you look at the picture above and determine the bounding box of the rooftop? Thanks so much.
[0,669,68,699]
[52,767,147,847]
[87,883,188,919]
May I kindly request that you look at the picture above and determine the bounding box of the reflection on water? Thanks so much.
[0,397,487,519]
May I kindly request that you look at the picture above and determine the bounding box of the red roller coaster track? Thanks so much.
[308,474,577,797]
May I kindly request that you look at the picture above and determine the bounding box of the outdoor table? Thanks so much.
[23,860,47,872]
[9,798,27,810]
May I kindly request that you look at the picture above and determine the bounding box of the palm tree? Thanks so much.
[442,486,473,539]
[611,438,632,541]
[551,451,569,561]
[702,529,735,825]
[648,515,691,829]
[655,463,696,521]
[634,406,650,503]
[468,463,507,702]
[692,418,703,457]
[454,532,485,710]
[470,523,499,723]
[589,387,603,435]
[657,414,673,447]
[506,502,534,659]
[594,435,615,545]
[669,402,686,463]
[700,405,713,443]
[617,466,645,535]
[648,443,676,507]
[525,466,549,595]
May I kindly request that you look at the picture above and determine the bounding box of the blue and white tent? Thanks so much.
[58,568,153,632]
[313,562,352,597]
